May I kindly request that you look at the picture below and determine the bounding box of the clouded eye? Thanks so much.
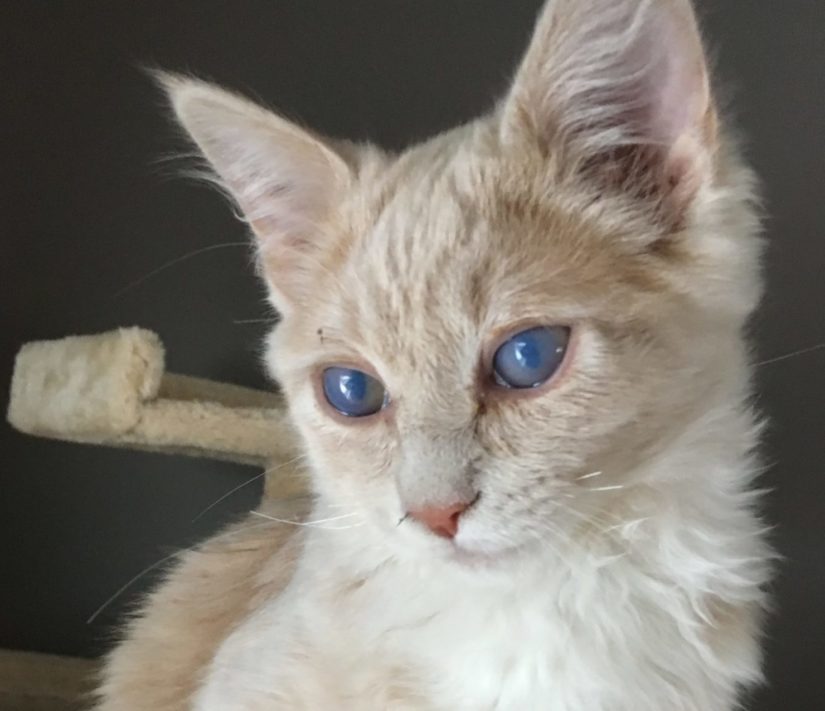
[492,326,571,389]
[322,367,388,417]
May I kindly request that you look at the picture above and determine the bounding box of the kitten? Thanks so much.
[95,0,773,708]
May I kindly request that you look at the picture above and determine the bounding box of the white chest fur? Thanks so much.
[195,519,764,711]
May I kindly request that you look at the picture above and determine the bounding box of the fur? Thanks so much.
[95,1,772,709]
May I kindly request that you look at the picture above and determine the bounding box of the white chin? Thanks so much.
[452,526,522,560]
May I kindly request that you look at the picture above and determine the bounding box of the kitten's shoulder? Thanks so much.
[93,511,303,711]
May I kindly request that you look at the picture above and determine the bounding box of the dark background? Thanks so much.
[2,2,822,709]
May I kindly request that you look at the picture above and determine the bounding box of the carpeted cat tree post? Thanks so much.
[7,327,305,491]
[4,327,307,710]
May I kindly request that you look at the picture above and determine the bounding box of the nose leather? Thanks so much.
[408,502,469,538]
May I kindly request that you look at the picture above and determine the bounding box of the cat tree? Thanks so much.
[8,327,301,474]
[5,327,305,709]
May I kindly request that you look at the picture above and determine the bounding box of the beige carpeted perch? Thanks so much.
[5,327,310,708]
[8,327,303,471]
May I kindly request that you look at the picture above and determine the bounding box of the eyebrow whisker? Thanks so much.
[582,484,625,493]
[576,470,603,481]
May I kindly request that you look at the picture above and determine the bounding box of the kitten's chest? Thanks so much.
[355,573,593,710]
[390,589,568,709]
[309,558,713,711]
[198,556,707,711]
[199,563,582,710]
[273,558,624,710]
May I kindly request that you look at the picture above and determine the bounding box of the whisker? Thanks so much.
[191,454,307,523]
[113,242,250,298]
[261,456,306,474]
[558,506,629,546]
[531,518,610,564]
[756,342,825,367]
[528,517,579,567]
[604,517,650,535]
[87,551,180,624]
[303,513,359,525]
[233,317,277,325]
[559,502,623,525]
[582,484,625,493]
[321,522,367,531]
[192,472,265,523]
[86,519,280,625]
[576,470,603,481]
[249,510,358,527]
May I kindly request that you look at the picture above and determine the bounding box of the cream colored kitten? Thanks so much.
[95,0,773,709]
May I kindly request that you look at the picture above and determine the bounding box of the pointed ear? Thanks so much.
[158,74,351,313]
[501,0,717,225]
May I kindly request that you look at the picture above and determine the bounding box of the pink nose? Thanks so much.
[408,502,469,539]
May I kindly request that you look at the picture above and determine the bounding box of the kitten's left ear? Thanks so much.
[159,74,351,314]
[501,0,717,226]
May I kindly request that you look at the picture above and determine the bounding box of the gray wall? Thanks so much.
[2,2,823,709]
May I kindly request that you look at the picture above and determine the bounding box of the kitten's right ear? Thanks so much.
[157,73,351,314]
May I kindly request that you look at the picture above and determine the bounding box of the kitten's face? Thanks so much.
[266,131,752,559]
[165,0,761,561]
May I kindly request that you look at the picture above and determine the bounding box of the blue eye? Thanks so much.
[322,367,388,417]
[492,326,571,389]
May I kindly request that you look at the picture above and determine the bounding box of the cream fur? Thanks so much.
[95,1,773,709]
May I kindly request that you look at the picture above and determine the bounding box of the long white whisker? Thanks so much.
[756,342,825,367]
[113,242,250,298]
[529,517,579,567]
[249,510,358,527]
[576,470,603,481]
[303,513,359,525]
[87,551,180,624]
[604,517,651,534]
[321,523,367,531]
[192,472,266,523]
[260,454,309,478]
[192,454,307,523]
[559,502,623,527]
[86,521,276,624]
[233,317,277,325]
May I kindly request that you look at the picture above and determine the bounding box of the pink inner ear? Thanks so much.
[540,0,716,223]
[212,128,344,254]
[642,8,712,148]
[166,79,352,312]
[584,0,712,153]
[504,0,716,165]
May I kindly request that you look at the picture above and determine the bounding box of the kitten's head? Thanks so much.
[163,0,761,561]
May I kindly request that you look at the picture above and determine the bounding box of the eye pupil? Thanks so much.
[492,326,570,389]
[322,367,387,417]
